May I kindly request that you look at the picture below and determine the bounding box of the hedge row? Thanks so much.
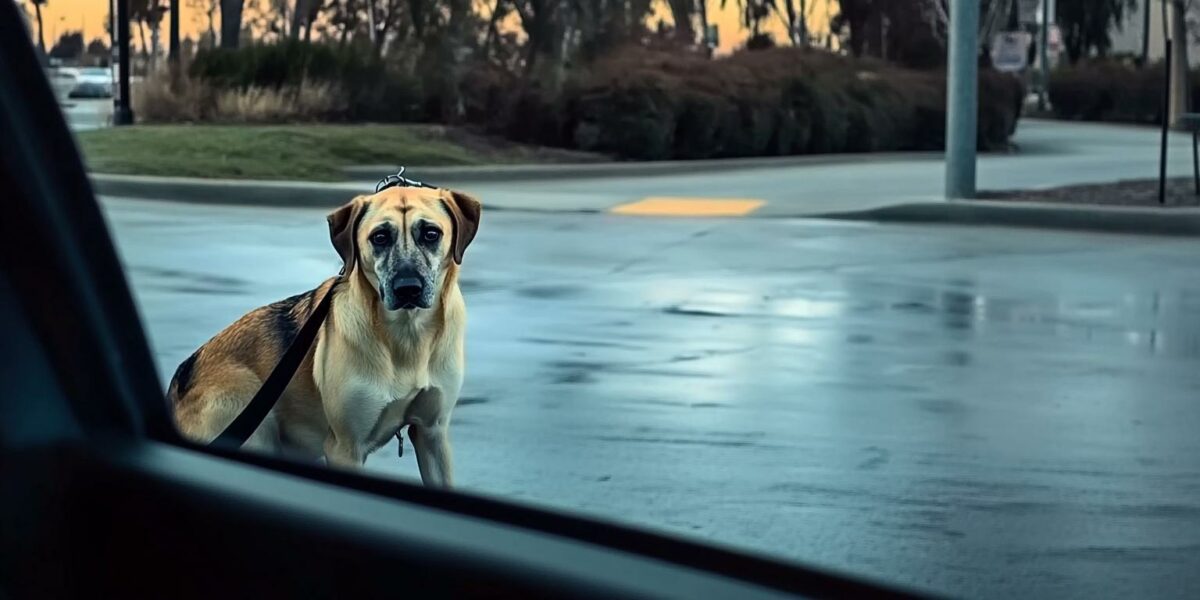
[184,42,1024,160]
[466,47,1025,160]
[189,40,424,122]
[1048,60,1200,124]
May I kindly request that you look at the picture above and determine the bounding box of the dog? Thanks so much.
[167,185,481,488]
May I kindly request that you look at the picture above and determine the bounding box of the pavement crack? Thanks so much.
[608,223,726,274]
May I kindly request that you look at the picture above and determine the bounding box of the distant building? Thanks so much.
[1109,0,1200,62]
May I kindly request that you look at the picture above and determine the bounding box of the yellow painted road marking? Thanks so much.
[611,197,766,217]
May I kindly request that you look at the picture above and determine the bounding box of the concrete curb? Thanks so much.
[92,174,1200,237]
[90,151,942,208]
[815,200,1200,236]
[89,173,604,213]
[339,152,943,183]
[92,173,365,208]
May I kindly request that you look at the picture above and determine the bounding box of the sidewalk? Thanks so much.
[90,119,1200,235]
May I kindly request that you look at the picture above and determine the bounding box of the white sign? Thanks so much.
[1048,25,1063,53]
[991,32,1032,72]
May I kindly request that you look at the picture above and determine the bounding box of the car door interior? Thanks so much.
[0,6,926,599]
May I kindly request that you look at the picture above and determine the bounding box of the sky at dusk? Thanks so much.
[22,0,834,55]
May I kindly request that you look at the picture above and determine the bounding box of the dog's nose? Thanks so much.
[392,277,424,300]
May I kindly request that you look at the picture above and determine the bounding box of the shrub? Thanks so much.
[571,76,679,160]
[132,71,346,123]
[483,46,1023,160]
[133,73,210,122]
[189,40,423,122]
[1046,59,1200,125]
[154,41,1025,160]
[212,79,346,122]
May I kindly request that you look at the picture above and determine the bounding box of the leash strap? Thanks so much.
[210,285,334,448]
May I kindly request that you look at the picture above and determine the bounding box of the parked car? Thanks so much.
[69,67,113,98]
[46,67,78,99]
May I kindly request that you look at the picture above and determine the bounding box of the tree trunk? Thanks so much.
[303,0,320,41]
[437,0,471,121]
[205,3,217,46]
[521,0,566,92]
[666,0,695,43]
[482,0,504,59]
[844,4,868,56]
[137,20,148,58]
[365,0,378,48]
[797,0,807,45]
[784,0,798,45]
[220,0,244,48]
[169,0,180,62]
[290,0,306,38]
[1168,0,1190,127]
[34,2,46,55]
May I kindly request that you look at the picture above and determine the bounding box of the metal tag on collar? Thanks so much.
[375,166,436,193]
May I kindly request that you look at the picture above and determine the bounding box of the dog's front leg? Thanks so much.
[409,423,454,488]
[324,430,365,468]
[321,385,380,469]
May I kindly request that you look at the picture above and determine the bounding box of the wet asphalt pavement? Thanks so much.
[101,196,1200,599]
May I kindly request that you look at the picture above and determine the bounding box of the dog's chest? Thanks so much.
[341,337,427,393]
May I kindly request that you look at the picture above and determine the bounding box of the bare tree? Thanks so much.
[129,0,157,56]
[187,0,219,46]
[914,0,1009,46]
[511,0,570,87]
[723,0,772,42]
[31,0,48,54]
[290,0,306,37]
[770,0,808,46]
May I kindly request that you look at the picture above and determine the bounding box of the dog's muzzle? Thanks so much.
[385,268,432,311]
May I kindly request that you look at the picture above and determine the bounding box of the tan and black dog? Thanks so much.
[167,186,481,488]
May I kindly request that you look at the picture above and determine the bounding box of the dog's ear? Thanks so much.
[441,190,482,265]
[327,196,368,276]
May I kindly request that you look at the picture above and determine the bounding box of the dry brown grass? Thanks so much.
[213,79,345,122]
[132,72,346,123]
[132,73,210,122]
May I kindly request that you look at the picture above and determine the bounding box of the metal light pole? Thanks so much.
[113,0,134,125]
[1141,0,1152,65]
[169,0,180,66]
[945,0,979,200]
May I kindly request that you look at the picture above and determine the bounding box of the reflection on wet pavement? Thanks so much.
[103,197,1200,599]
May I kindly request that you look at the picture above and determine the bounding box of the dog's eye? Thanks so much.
[370,230,391,246]
[421,228,442,244]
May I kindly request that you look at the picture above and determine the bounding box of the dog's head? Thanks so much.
[327,186,481,312]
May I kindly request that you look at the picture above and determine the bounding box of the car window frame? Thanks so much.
[0,9,931,598]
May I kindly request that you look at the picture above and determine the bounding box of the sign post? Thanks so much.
[1038,0,1053,111]
[991,31,1032,72]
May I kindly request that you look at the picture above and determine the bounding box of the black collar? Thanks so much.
[376,167,436,193]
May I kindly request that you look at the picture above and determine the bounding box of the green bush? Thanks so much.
[187,42,1025,159]
[190,40,423,122]
[1046,59,1200,125]
[486,46,1023,160]
[571,77,678,160]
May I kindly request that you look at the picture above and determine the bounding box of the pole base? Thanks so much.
[113,107,135,126]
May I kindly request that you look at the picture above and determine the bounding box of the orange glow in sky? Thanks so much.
[28,0,834,55]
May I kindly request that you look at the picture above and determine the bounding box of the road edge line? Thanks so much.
[813,200,1200,236]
